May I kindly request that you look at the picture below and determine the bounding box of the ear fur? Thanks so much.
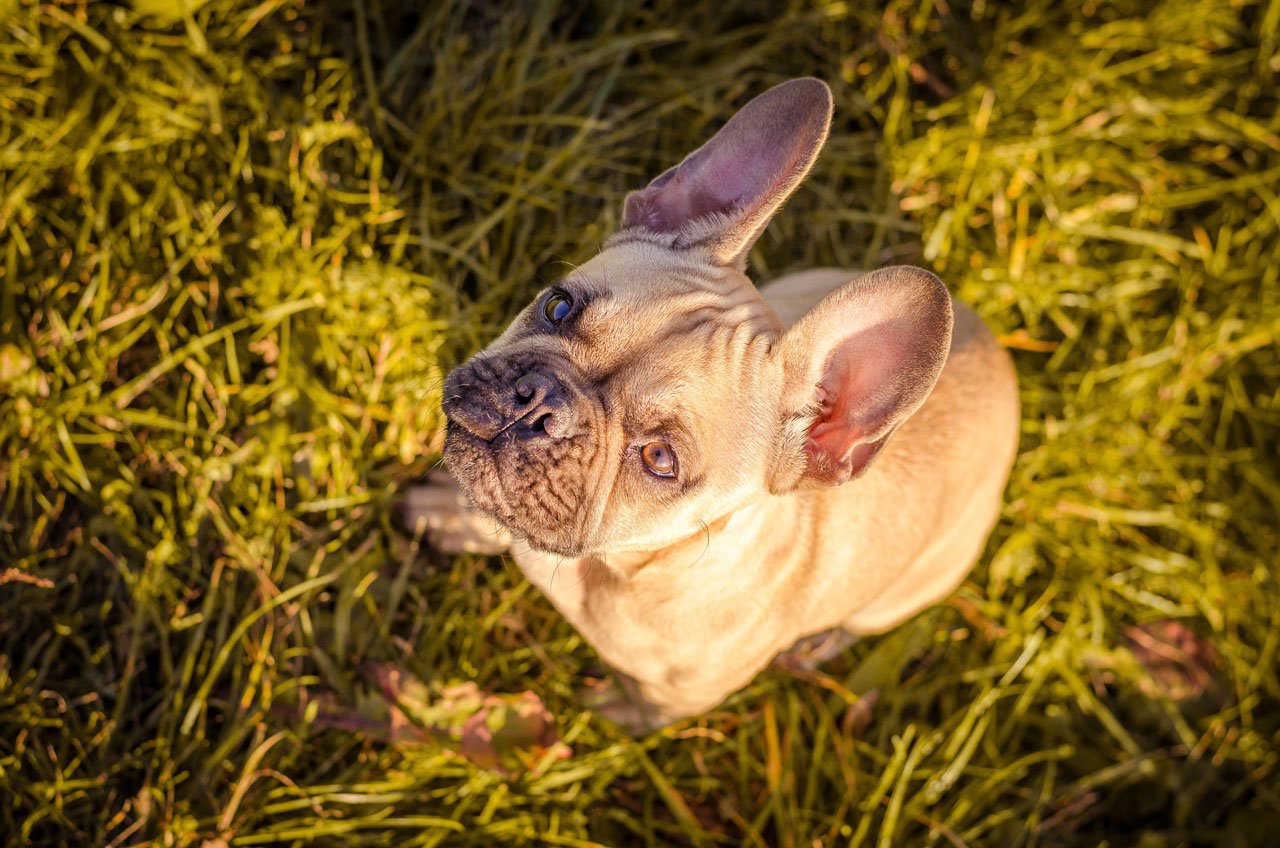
[617,78,833,270]
[771,266,954,490]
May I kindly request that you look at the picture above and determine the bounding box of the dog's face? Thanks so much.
[443,79,953,557]
[443,240,786,555]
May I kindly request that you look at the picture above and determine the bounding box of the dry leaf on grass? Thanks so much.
[1124,620,1224,704]
[358,663,571,777]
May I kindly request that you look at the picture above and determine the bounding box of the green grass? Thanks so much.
[2,0,1279,844]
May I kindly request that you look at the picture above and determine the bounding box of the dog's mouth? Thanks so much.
[444,424,598,556]
[441,357,602,557]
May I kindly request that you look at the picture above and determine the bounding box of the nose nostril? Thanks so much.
[514,375,538,405]
[528,413,551,434]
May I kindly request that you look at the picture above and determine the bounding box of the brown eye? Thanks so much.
[543,291,573,325]
[640,442,677,478]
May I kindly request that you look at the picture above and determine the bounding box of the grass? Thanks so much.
[1,0,1278,844]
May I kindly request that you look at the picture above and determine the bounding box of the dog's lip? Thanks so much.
[524,537,589,558]
[442,420,598,556]
[444,417,492,447]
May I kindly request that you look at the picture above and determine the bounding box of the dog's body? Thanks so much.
[406,79,1019,730]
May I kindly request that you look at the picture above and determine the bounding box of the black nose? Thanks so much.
[510,371,582,439]
[514,373,545,404]
[444,362,582,442]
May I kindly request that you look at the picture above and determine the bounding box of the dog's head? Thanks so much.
[443,79,953,557]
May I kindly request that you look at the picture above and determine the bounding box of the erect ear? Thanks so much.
[618,78,833,270]
[771,266,954,491]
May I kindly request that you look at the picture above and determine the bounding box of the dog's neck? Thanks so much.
[595,494,797,580]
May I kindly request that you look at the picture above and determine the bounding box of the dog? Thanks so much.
[404,78,1020,732]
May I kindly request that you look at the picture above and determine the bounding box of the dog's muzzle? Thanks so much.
[441,354,598,556]
[443,357,583,443]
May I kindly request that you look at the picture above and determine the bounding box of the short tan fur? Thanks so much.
[406,78,1019,731]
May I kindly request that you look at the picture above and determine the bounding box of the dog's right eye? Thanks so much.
[543,292,574,325]
[640,442,677,478]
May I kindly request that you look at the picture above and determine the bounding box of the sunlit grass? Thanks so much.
[1,0,1277,844]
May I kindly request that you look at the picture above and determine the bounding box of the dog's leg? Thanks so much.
[400,472,513,555]
[776,628,861,670]
[584,669,703,735]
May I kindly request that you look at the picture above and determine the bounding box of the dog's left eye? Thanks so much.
[543,292,574,325]
[640,442,677,478]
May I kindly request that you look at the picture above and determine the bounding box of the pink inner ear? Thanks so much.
[697,135,783,215]
[620,79,832,244]
[803,323,909,482]
[805,363,866,474]
[627,169,694,233]
[628,138,778,235]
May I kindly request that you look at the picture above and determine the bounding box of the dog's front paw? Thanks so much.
[584,680,658,735]
[400,472,512,555]
[582,676,683,735]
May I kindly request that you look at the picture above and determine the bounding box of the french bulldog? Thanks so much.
[404,78,1020,732]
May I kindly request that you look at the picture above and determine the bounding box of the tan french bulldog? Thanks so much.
[405,78,1020,731]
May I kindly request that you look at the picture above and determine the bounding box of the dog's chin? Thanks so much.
[443,424,594,558]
